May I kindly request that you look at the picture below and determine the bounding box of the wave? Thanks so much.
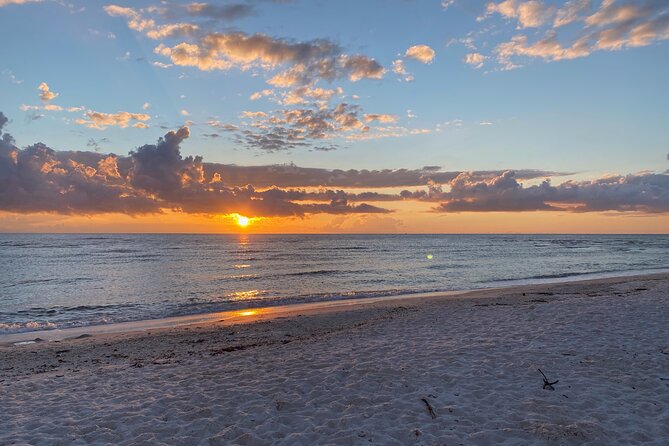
[485,266,665,283]
[106,248,139,254]
[331,246,369,251]
[0,320,57,332]
[2,302,135,318]
[285,269,341,276]
[1,277,97,289]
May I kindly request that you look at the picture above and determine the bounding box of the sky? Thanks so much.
[0,0,668,233]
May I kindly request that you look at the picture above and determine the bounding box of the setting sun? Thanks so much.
[234,214,250,228]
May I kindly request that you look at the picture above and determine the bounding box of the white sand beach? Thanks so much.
[2,273,668,445]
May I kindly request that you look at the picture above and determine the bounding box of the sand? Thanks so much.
[1,273,668,445]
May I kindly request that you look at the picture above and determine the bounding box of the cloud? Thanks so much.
[0,0,43,6]
[87,137,110,152]
[281,86,342,105]
[554,0,592,27]
[185,2,255,21]
[104,4,198,40]
[38,82,58,102]
[118,15,385,87]
[0,112,9,132]
[249,89,273,100]
[464,52,486,68]
[488,0,669,69]
[392,45,435,80]
[21,104,63,112]
[0,112,391,217]
[392,59,414,82]
[431,170,669,213]
[152,61,173,68]
[0,118,159,215]
[18,83,91,116]
[103,2,389,141]
[404,45,436,63]
[344,126,431,142]
[225,89,413,151]
[482,0,556,28]
[585,0,647,27]
[2,69,23,84]
[435,119,463,131]
[106,3,385,86]
[197,165,560,189]
[441,0,456,10]
[4,109,664,217]
[207,120,239,132]
[363,114,397,124]
[152,32,385,85]
[75,110,151,130]
[392,59,405,74]
[229,102,391,151]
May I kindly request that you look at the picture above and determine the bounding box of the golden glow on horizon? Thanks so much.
[1,208,668,234]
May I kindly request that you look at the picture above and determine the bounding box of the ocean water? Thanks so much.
[1,234,668,334]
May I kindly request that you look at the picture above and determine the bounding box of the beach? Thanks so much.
[2,273,668,445]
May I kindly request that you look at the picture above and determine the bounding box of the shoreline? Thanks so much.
[3,268,668,346]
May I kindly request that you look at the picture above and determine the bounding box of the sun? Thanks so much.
[233,214,250,227]
[227,213,263,228]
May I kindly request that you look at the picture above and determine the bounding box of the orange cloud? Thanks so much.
[464,52,486,69]
[75,110,151,130]
[37,82,58,102]
[405,45,436,63]
[0,0,43,6]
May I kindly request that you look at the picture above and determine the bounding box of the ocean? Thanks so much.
[1,234,668,334]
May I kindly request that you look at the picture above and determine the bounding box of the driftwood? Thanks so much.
[421,397,437,419]
[538,368,559,390]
